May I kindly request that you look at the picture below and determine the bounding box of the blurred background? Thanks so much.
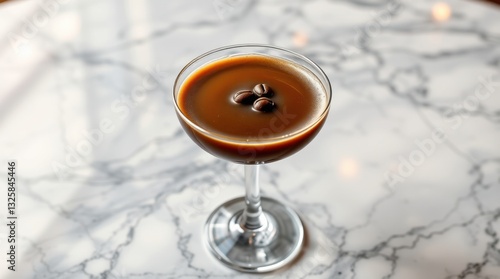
[1,0,499,176]
[1,0,500,278]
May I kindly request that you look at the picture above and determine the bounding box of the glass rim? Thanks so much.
[172,44,332,144]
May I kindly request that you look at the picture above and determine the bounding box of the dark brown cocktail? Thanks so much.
[173,45,332,273]
[176,54,328,164]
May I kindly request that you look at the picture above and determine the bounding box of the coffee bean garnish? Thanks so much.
[233,84,276,112]
[253,83,273,98]
[253,97,275,112]
[233,90,257,104]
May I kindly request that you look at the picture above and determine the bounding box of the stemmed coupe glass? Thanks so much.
[173,44,332,273]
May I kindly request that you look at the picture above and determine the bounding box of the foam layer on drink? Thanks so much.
[178,54,328,142]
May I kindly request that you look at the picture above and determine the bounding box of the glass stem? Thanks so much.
[240,164,267,230]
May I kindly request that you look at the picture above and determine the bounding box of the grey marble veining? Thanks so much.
[0,0,499,278]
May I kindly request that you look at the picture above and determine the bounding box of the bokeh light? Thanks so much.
[339,158,359,179]
[292,31,308,48]
[432,2,452,22]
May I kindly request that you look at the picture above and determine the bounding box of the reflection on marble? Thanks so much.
[0,0,500,278]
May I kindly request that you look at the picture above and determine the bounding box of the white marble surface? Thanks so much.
[1,0,500,278]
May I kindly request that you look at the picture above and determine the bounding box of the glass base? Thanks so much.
[205,197,304,273]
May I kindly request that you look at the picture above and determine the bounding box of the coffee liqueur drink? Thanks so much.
[173,45,331,273]
[177,54,328,164]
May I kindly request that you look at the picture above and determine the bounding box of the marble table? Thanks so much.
[1,0,500,278]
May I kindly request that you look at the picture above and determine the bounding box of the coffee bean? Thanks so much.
[253,97,275,112]
[233,90,257,104]
[253,84,273,97]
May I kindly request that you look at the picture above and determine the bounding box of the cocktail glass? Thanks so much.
[173,44,332,273]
